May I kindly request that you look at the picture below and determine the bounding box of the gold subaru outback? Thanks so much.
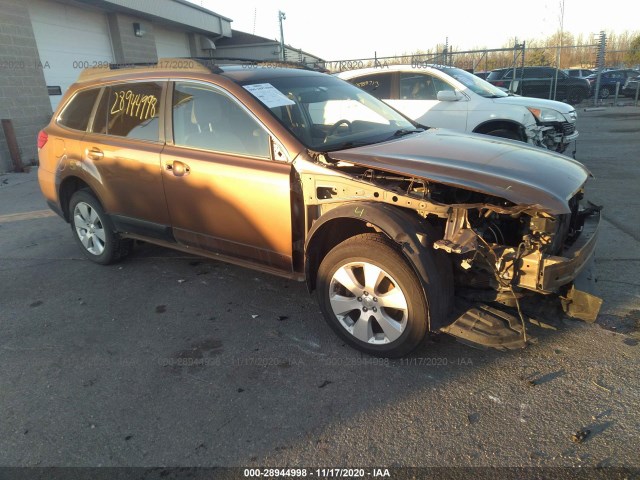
[38,58,602,357]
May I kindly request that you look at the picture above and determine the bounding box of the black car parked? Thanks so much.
[486,67,590,104]
[622,74,640,98]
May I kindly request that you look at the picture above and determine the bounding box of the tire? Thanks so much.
[316,233,433,357]
[599,87,610,99]
[486,129,522,141]
[69,190,131,265]
[567,88,585,105]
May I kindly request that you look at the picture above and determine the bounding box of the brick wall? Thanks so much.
[0,0,52,172]
[108,13,158,64]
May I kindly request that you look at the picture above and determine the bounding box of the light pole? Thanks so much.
[552,0,565,100]
[278,11,286,62]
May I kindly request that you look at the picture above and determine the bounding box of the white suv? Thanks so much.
[337,65,579,155]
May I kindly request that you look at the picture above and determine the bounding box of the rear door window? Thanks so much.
[92,82,163,141]
[486,70,507,81]
[350,73,392,99]
[57,89,101,131]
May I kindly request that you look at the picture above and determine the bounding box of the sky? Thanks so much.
[194,0,639,61]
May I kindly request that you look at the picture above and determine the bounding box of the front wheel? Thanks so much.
[69,190,131,265]
[316,233,431,357]
[567,88,585,105]
[486,129,522,141]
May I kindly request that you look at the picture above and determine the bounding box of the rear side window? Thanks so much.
[92,82,163,141]
[57,89,100,131]
[523,68,542,78]
[486,70,507,80]
[350,73,392,99]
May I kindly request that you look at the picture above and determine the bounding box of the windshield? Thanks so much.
[240,74,416,151]
[437,67,508,98]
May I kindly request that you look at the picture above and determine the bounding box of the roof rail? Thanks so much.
[209,56,327,72]
[75,56,329,83]
[76,57,220,82]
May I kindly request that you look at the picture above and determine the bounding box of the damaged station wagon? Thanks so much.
[38,59,602,357]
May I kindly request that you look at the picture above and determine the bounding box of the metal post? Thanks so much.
[635,81,640,107]
[553,0,565,101]
[593,31,606,106]
[511,39,518,94]
[1,119,24,172]
[278,11,286,62]
[614,82,620,105]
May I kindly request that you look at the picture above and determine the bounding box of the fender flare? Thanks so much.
[305,202,453,329]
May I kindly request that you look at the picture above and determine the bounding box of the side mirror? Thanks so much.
[437,90,460,102]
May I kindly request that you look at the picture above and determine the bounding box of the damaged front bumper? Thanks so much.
[527,123,578,156]
[514,209,600,294]
[441,210,602,350]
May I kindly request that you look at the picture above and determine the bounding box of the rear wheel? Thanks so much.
[316,233,432,357]
[69,190,131,265]
[599,86,611,99]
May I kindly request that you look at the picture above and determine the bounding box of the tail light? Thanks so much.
[37,130,48,149]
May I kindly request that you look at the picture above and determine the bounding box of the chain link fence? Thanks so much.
[309,37,639,105]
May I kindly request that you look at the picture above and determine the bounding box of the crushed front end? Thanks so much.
[307,126,603,351]
[527,108,579,156]
[434,188,603,332]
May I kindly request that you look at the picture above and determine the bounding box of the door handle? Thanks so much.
[166,160,190,177]
[86,147,103,161]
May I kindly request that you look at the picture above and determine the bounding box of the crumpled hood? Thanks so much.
[493,95,576,115]
[330,129,590,214]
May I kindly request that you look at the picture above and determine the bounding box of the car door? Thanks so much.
[84,81,171,234]
[384,72,468,130]
[522,68,553,98]
[552,69,572,100]
[160,80,294,272]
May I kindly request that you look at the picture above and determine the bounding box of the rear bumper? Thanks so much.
[46,200,65,220]
[38,166,64,220]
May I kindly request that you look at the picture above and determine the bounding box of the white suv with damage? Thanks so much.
[338,64,579,155]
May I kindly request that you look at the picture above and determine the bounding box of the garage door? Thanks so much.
[29,0,114,111]
[155,26,191,58]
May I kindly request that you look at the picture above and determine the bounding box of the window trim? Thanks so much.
[55,87,103,133]
[85,79,168,145]
[166,79,283,162]
[350,71,395,99]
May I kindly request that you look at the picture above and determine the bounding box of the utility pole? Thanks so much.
[552,0,565,100]
[511,38,521,94]
[594,31,607,105]
[278,11,286,62]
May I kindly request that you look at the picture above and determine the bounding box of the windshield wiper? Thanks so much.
[388,128,424,139]
[326,139,378,151]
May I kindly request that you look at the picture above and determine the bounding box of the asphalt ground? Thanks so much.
[0,107,639,474]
